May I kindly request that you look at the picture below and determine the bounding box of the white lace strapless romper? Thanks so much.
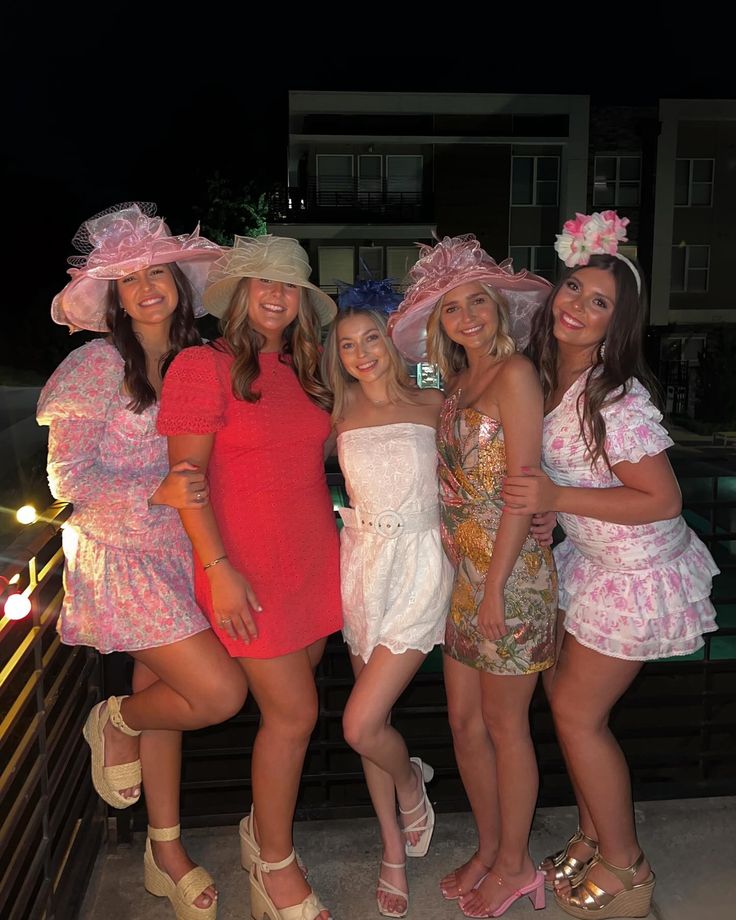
[336,422,454,662]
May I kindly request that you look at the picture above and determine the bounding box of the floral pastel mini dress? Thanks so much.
[37,339,210,654]
[543,372,719,660]
[436,394,557,675]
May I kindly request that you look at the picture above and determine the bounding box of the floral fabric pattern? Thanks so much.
[36,338,210,653]
[436,395,557,675]
[543,371,719,660]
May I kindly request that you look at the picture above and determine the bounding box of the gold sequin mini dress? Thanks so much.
[436,392,557,675]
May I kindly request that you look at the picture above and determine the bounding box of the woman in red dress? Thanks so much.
[158,235,340,920]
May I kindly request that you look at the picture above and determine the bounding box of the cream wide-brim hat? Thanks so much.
[203,235,337,325]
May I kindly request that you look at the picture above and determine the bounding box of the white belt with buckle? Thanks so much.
[338,505,440,539]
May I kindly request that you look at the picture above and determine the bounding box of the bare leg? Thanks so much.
[459,671,540,917]
[440,654,499,899]
[550,636,651,901]
[539,614,598,885]
[342,646,428,916]
[100,629,247,800]
[134,661,216,910]
[242,646,329,920]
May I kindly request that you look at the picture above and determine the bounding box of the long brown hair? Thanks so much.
[526,254,659,470]
[426,282,516,381]
[322,308,416,423]
[218,278,332,412]
[106,263,202,413]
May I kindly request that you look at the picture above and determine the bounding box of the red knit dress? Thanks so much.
[158,342,342,658]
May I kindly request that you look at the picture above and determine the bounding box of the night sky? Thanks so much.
[5,11,733,376]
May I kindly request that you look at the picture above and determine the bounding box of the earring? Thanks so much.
[599,340,606,359]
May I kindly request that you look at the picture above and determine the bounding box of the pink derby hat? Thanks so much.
[388,234,552,363]
[52,202,224,332]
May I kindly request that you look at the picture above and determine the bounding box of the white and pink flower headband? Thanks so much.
[554,210,641,293]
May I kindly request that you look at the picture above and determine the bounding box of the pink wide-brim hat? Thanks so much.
[52,202,224,333]
[388,234,552,363]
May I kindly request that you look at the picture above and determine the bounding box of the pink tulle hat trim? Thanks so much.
[388,234,551,363]
[52,202,224,332]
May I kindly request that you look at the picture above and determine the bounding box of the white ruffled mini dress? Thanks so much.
[543,372,719,661]
[337,423,453,662]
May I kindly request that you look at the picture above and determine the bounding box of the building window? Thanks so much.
[316,155,353,206]
[509,245,557,281]
[358,155,382,200]
[386,247,421,284]
[593,155,641,207]
[511,156,559,206]
[386,155,423,199]
[318,247,354,292]
[675,158,714,206]
[358,246,384,279]
[671,245,710,292]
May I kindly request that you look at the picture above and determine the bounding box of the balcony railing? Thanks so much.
[1,458,734,919]
[268,182,432,223]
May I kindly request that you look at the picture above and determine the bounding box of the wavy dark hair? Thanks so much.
[105,263,202,413]
[526,254,659,471]
[217,278,332,413]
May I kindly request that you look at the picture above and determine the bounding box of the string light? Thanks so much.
[4,593,31,620]
[16,505,37,525]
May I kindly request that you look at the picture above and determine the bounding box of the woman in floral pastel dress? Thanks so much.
[38,203,248,920]
[503,211,719,919]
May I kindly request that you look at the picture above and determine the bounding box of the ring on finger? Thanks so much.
[196,491,203,502]
[220,617,232,627]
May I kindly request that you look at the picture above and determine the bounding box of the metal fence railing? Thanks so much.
[1,461,734,915]
[0,502,104,920]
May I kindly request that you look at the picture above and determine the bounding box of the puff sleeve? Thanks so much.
[157,345,227,435]
[603,378,674,468]
[37,339,165,519]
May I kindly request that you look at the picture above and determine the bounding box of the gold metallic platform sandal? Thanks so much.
[82,695,141,808]
[555,851,655,919]
[239,806,307,877]
[377,860,408,918]
[249,850,331,920]
[540,827,598,891]
[144,825,217,920]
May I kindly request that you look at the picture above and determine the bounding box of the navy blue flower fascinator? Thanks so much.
[336,277,403,316]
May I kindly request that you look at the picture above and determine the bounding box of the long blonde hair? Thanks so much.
[322,308,416,424]
[219,278,332,412]
[426,282,515,380]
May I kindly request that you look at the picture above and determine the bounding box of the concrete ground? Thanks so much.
[79,796,735,920]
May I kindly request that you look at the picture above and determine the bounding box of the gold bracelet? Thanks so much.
[203,554,228,571]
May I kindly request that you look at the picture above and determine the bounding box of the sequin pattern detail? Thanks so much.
[436,394,557,674]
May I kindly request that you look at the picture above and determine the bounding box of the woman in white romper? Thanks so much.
[321,280,453,918]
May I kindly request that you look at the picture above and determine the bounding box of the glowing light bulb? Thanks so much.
[16,505,37,525]
[4,593,31,620]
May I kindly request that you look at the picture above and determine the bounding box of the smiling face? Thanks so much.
[337,312,392,383]
[115,263,179,331]
[245,277,301,347]
[438,281,500,353]
[551,266,616,357]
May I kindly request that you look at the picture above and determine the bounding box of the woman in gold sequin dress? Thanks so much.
[389,235,557,919]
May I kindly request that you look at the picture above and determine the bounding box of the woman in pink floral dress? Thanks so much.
[503,211,719,919]
[38,203,248,920]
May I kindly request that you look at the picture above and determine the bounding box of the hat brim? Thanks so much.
[52,249,223,333]
[203,274,337,326]
[389,270,551,363]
